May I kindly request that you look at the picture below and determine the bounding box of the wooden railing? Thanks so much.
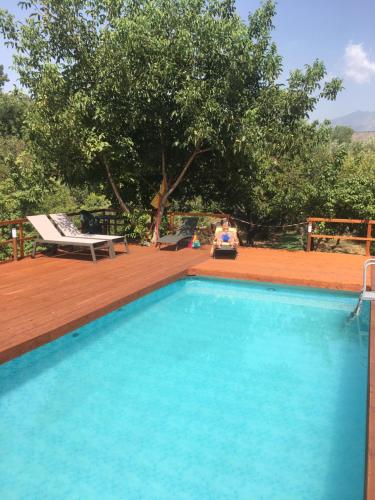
[307,217,375,256]
[0,208,117,263]
[3,211,374,261]
[0,218,32,261]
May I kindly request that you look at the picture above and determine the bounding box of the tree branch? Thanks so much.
[102,155,130,214]
[160,129,167,184]
[166,147,211,199]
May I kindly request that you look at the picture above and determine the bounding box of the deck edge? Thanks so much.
[187,268,361,292]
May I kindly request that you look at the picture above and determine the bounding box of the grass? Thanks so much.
[253,230,305,251]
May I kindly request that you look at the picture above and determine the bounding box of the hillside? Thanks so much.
[331,111,375,131]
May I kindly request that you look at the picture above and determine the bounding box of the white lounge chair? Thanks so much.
[50,213,129,254]
[27,215,115,263]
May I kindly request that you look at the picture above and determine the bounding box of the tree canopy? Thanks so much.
[0,0,344,239]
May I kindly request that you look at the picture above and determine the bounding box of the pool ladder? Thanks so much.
[351,259,375,317]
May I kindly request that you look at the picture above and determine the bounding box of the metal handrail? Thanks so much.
[351,259,375,316]
[362,258,375,293]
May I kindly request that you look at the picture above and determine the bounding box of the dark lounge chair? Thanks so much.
[156,217,198,250]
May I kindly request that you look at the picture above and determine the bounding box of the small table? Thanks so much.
[97,215,127,236]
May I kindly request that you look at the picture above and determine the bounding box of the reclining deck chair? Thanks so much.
[27,215,115,263]
[156,217,198,250]
[212,226,238,259]
[50,213,129,254]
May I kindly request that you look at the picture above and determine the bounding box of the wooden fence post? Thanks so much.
[11,227,17,261]
[19,222,24,259]
[170,214,175,232]
[306,220,312,252]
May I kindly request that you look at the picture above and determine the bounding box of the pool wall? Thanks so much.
[366,300,375,500]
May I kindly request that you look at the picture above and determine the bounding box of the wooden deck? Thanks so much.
[189,247,370,290]
[1,244,374,499]
[2,245,371,364]
[1,245,208,364]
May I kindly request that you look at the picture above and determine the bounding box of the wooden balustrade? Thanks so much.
[3,211,374,262]
[307,217,375,256]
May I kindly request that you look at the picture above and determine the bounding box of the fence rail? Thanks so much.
[307,217,375,256]
[2,212,374,262]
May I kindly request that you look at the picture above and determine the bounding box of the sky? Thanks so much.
[0,0,374,121]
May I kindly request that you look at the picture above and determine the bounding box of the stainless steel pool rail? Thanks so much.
[352,259,375,316]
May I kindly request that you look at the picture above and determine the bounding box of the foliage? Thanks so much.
[331,125,353,144]
[0,0,342,241]
[0,75,112,259]
[0,87,111,222]
[122,208,153,243]
[245,133,375,223]
[0,90,29,137]
[0,1,373,258]
[0,64,8,89]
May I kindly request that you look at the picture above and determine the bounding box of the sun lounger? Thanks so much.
[212,227,238,259]
[27,215,115,263]
[156,217,198,250]
[50,213,129,254]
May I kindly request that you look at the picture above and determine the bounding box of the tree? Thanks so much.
[0,64,8,89]
[331,125,353,144]
[1,0,342,240]
[0,90,30,137]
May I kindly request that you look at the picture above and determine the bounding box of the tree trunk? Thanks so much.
[151,147,211,243]
[151,196,167,245]
[102,156,130,214]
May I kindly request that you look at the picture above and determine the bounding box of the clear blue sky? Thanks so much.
[0,0,374,121]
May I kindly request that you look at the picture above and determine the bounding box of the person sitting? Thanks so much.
[210,220,239,257]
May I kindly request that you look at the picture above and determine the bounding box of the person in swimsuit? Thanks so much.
[210,219,239,256]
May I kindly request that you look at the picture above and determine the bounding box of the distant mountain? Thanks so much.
[331,111,375,132]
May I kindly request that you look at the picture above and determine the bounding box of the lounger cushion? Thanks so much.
[50,213,125,242]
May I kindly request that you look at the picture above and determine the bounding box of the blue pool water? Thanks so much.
[0,278,370,500]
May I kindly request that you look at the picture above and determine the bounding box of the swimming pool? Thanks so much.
[0,278,370,500]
